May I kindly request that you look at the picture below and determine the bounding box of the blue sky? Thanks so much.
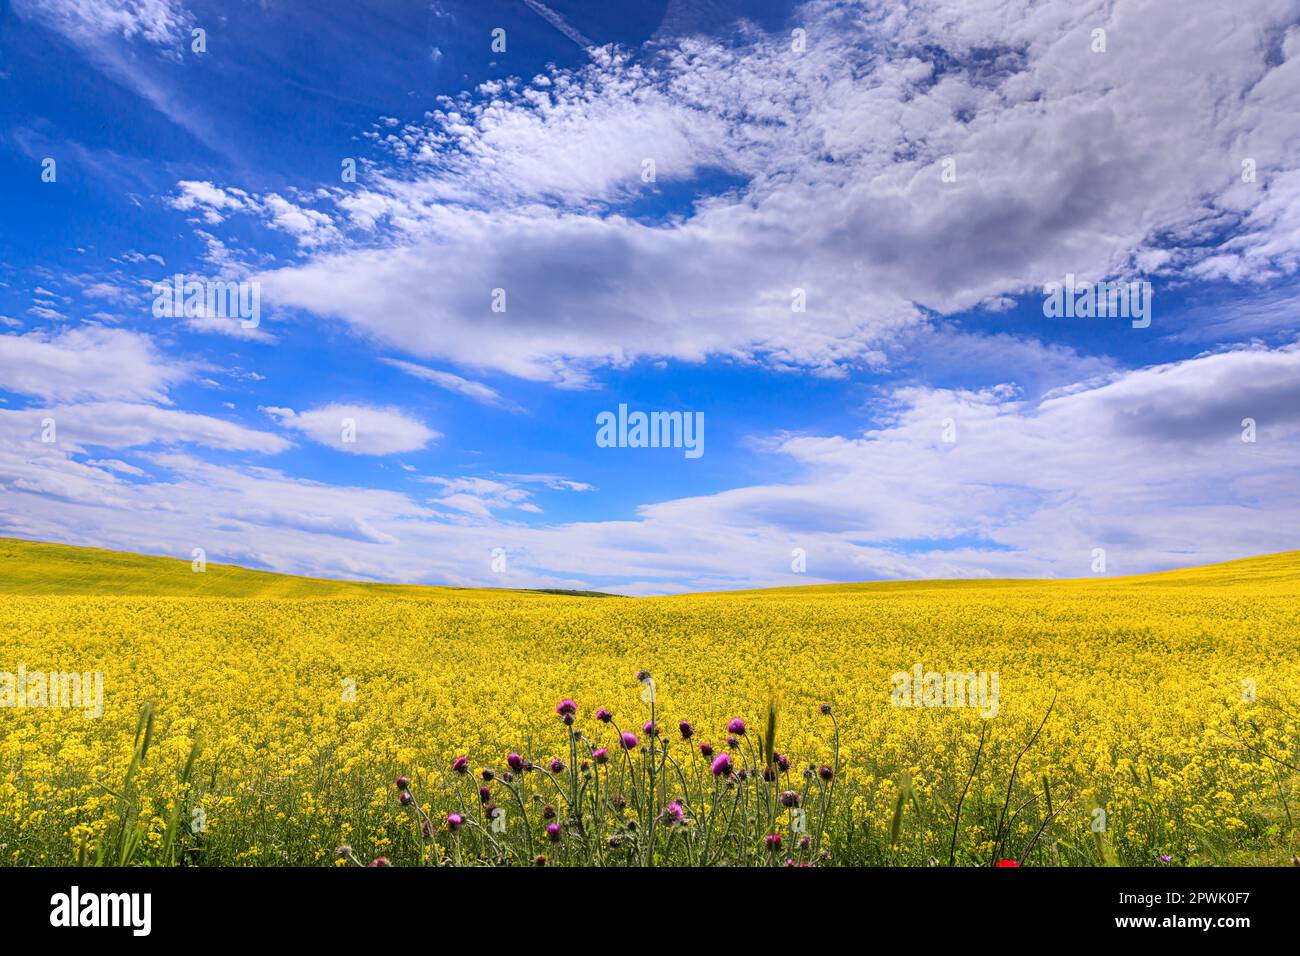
[1,0,1299,593]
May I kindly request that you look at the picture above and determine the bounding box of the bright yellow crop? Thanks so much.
[0,541,1296,866]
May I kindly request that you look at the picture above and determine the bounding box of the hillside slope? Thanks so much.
[0,537,539,599]
[1,535,1298,599]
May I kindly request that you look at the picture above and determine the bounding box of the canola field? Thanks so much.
[1,538,1297,867]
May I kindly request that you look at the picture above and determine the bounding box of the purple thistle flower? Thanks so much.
[368,857,391,867]
[765,832,782,851]
[780,790,801,808]
[451,755,469,775]
[507,752,525,773]
[446,812,463,831]
[556,699,577,717]
[727,717,746,735]
[394,775,410,791]
[678,719,694,739]
[549,757,566,773]
[819,703,833,716]
[776,752,790,772]
[661,801,684,825]
[711,753,734,777]
[620,731,638,750]
[478,786,491,803]
[546,822,563,843]
[595,707,613,723]
[643,720,659,737]
[727,735,739,749]
[818,765,834,782]
[699,741,715,758]
[593,747,609,765]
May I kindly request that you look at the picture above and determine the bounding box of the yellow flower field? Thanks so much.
[1,539,1297,866]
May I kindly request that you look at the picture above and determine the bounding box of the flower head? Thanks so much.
[818,765,834,782]
[643,720,659,737]
[394,775,410,791]
[507,752,525,773]
[556,699,577,718]
[661,801,685,825]
[699,741,715,758]
[593,747,609,765]
[710,752,734,777]
[994,859,1019,867]
[595,707,613,723]
[546,822,563,843]
[549,757,566,774]
[765,832,782,852]
[446,812,464,831]
[678,719,694,739]
[451,755,469,775]
[620,731,639,750]
[727,717,746,735]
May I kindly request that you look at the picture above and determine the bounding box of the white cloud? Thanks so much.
[86,458,147,476]
[0,402,290,453]
[383,358,518,409]
[170,181,339,246]
[418,473,589,519]
[226,0,1300,385]
[13,0,190,46]
[5,346,1299,593]
[0,327,187,402]
[263,403,437,455]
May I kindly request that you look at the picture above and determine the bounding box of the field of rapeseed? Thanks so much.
[1,538,1297,867]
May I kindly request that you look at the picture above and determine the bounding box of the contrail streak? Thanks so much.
[522,0,594,50]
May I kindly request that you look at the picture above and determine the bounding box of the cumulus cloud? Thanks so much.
[263,403,438,455]
[0,327,188,403]
[0,402,290,453]
[4,346,1298,593]
[230,0,1300,384]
